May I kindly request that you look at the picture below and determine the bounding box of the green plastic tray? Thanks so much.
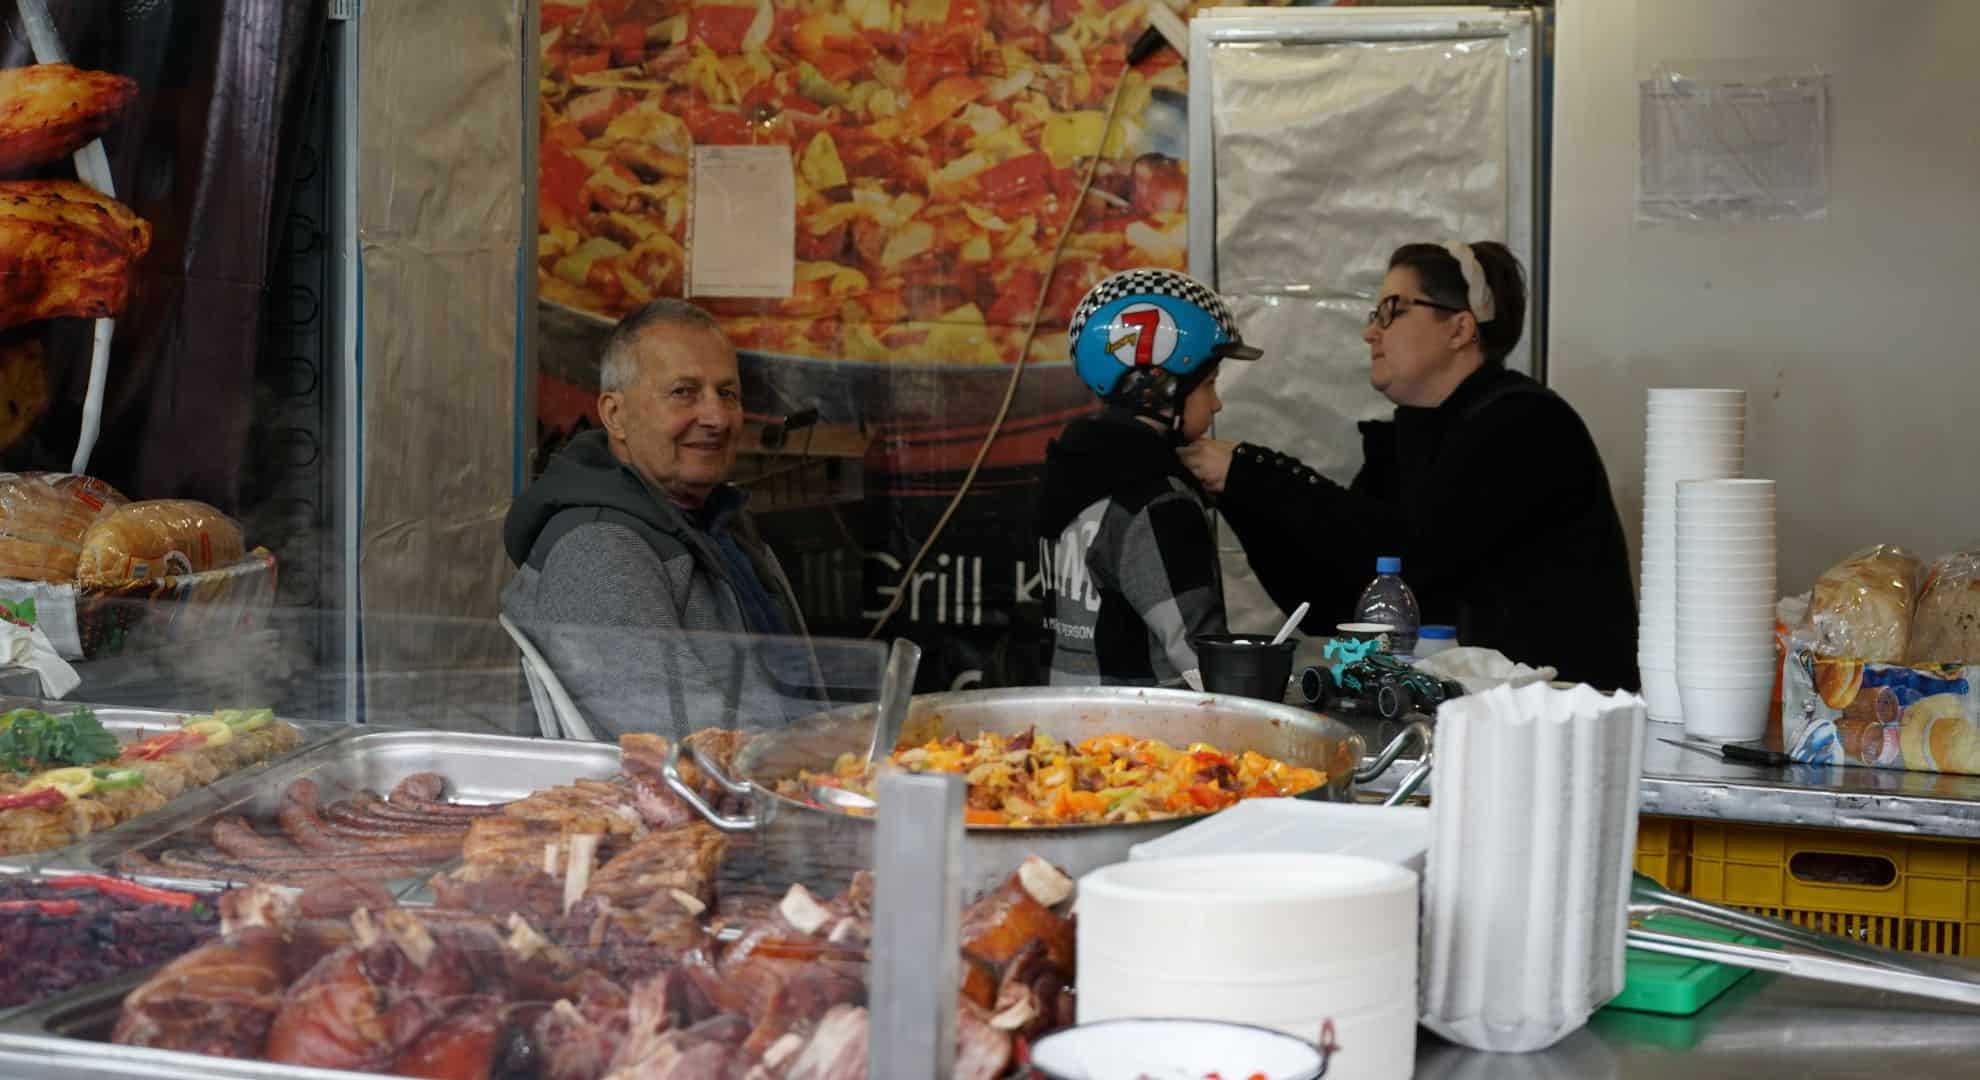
[1604,915,1759,1017]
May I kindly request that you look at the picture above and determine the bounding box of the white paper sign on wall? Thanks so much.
[688,145,796,299]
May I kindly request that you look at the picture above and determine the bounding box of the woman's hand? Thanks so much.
[1178,437,1238,495]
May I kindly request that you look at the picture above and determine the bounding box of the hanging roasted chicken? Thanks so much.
[0,63,137,174]
[0,178,153,330]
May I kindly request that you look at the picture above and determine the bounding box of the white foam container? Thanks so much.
[1030,1019,1325,1080]
[1244,998,1420,1080]
[1128,799,1431,874]
[1080,943,1418,1003]
[1420,683,1648,1054]
[1077,854,1417,971]
[1076,854,1420,1080]
[1075,986,1418,1080]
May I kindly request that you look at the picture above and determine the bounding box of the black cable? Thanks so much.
[1127,25,1171,68]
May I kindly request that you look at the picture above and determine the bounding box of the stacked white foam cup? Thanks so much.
[1419,683,1647,1053]
[1076,853,1419,1080]
[1639,389,1746,724]
[1675,478,1778,740]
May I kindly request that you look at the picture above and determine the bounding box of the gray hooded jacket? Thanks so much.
[500,431,817,739]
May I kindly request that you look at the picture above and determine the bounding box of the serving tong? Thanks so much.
[1626,872,1980,1007]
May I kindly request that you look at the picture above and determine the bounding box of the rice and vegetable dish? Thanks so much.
[785,727,1325,826]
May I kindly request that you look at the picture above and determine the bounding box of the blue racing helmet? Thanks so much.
[1067,268,1261,406]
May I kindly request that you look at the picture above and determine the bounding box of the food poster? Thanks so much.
[536,0,1316,688]
[0,1,326,510]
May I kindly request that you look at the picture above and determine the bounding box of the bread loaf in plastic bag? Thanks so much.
[75,499,245,585]
[1909,546,1980,665]
[0,472,129,582]
[1809,544,1921,663]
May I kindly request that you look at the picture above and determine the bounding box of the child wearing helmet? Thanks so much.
[1036,269,1261,686]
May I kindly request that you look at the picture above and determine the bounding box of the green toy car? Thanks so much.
[1302,638,1467,721]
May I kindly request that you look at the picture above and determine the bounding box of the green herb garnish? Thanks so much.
[0,706,121,774]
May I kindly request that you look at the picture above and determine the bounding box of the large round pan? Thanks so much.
[663,686,1431,899]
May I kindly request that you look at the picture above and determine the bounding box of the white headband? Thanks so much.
[1443,242,1496,324]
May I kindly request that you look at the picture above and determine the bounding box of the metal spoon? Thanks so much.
[808,637,920,813]
[865,637,921,769]
[808,784,877,812]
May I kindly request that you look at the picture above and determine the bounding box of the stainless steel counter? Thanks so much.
[1340,706,1980,840]
[1,974,1976,1078]
[1419,974,1980,1079]
[1638,720,1980,839]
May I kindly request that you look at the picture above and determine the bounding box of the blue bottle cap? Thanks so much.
[1421,625,1457,640]
[1376,556,1402,574]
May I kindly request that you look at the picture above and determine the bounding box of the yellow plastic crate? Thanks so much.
[1636,816,1980,958]
[1633,815,1690,892]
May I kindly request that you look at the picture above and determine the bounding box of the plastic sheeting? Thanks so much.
[1203,37,1517,635]
[357,0,526,717]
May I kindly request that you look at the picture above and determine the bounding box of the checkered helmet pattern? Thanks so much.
[1067,268,1240,347]
[1067,268,1249,403]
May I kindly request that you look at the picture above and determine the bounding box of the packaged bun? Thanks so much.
[1809,544,1920,663]
[75,500,245,585]
[0,472,128,582]
[1908,547,1980,665]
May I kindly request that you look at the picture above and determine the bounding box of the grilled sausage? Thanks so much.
[389,773,505,818]
[278,780,357,853]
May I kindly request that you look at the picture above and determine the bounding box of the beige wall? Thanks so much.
[1550,0,1980,592]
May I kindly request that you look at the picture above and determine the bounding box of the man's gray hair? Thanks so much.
[598,298,724,394]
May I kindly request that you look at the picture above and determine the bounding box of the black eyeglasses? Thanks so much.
[1366,295,1464,329]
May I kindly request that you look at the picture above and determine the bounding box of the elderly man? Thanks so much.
[502,298,813,738]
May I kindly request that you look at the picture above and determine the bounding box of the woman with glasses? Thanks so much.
[1176,241,1638,691]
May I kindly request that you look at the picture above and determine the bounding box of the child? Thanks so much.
[1037,269,1261,686]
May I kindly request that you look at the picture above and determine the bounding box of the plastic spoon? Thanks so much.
[1270,602,1311,646]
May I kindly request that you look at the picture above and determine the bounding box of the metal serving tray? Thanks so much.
[2,707,354,876]
[86,728,624,889]
[0,1040,378,1080]
[0,972,379,1080]
[230,727,625,811]
[0,867,224,1031]
[0,733,629,1071]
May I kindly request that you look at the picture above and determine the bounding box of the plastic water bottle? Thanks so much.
[1355,556,1420,657]
[1416,625,1458,658]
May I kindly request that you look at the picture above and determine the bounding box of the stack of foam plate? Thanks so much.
[1127,800,1431,874]
[1640,388,1746,722]
[1077,853,1418,1080]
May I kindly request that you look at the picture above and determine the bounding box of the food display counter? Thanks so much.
[3,679,1980,1080]
[24,974,1980,1080]
[2,977,1979,1079]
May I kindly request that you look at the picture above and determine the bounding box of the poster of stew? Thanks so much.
[534,0,1297,688]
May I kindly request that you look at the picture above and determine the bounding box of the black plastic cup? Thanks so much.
[1193,634,1296,702]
